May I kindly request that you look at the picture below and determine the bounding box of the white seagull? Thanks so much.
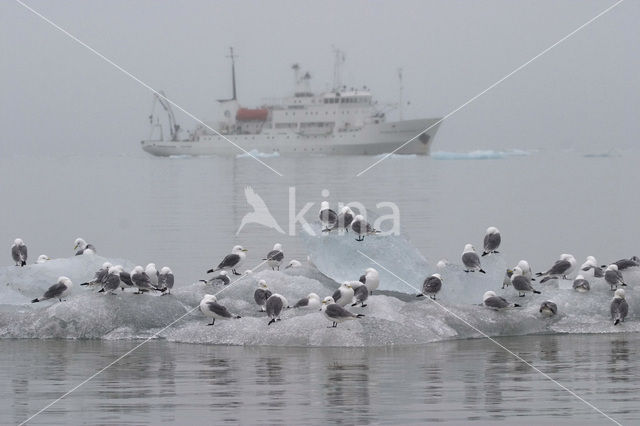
[32,277,73,303]
[11,238,28,267]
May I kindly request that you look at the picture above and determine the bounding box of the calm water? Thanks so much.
[1,150,639,424]
[2,334,639,425]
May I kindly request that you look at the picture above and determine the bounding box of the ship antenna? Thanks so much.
[332,46,345,91]
[227,47,238,100]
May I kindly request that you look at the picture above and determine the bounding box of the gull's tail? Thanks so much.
[533,290,541,294]
[31,298,39,303]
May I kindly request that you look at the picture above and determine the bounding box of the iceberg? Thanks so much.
[0,248,637,346]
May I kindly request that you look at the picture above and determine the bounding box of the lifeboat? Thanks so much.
[236,108,268,121]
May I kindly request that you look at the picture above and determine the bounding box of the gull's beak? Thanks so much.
[73,244,78,250]
[242,249,248,252]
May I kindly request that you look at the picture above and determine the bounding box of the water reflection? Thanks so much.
[2,336,640,424]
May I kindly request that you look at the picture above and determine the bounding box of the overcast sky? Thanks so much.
[1,0,637,156]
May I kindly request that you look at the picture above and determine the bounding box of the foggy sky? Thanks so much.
[1,0,637,157]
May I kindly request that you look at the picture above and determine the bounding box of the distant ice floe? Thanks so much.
[236,149,280,159]
[1,238,638,346]
[432,149,531,160]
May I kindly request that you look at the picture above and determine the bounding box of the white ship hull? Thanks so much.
[141,118,441,157]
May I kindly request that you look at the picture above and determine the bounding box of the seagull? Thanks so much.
[200,270,230,286]
[236,186,285,235]
[321,296,364,328]
[417,273,443,300]
[36,255,51,264]
[208,245,247,276]
[482,291,520,310]
[293,293,321,309]
[254,280,273,312]
[604,256,640,271]
[80,262,112,287]
[319,201,338,232]
[539,301,558,317]
[610,289,628,325]
[263,243,284,270]
[158,267,174,294]
[351,215,379,241]
[32,276,73,303]
[285,259,302,269]
[462,244,486,273]
[332,282,355,307]
[331,206,354,232]
[537,254,576,283]
[131,265,164,294]
[118,267,135,291]
[515,260,535,281]
[604,264,626,291]
[581,256,604,278]
[74,238,96,255]
[351,281,369,307]
[266,293,288,325]
[572,275,590,292]
[98,266,122,294]
[502,269,513,289]
[359,268,380,295]
[199,294,241,326]
[145,263,160,288]
[510,267,541,297]
[11,238,27,266]
[482,226,501,256]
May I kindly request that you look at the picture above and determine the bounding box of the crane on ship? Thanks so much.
[148,90,181,141]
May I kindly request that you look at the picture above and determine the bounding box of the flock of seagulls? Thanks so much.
[11,222,637,329]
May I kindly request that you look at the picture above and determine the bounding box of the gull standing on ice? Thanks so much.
[74,238,96,255]
[482,291,520,310]
[254,280,273,312]
[539,301,558,317]
[208,245,247,276]
[510,267,541,297]
[502,269,513,289]
[319,201,338,232]
[98,266,123,294]
[537,254,576,283]
[462,244,486,273]
[32,277,73,303]
[321,296,364,328]
[266,293,288,325]
[11,239,27,267]
[81,262,112,287]
[610,289,628,325]
[359,268,380,295]
[350,281,369,307]
[293,293,321,309]
[604,264,626,291]
[145,263,160,288]
[351,215,379,242]
[332,206,354,232]
[36,255,51,264]
[572,275,591,292]
[581,256,604,278]
[131,266,164,294]
[332,282,355,307]
[263,243,284,270]
[482,227,501,256]
[158,267,174,294]
[118,267,135,291]
[200,294,241,326]
[417,273,443,300]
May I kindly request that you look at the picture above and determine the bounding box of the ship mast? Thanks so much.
[398,68,404,121]
[332,47,345,91]
[227,47,238,100]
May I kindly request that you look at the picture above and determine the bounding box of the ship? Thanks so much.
[141,48,442,157]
